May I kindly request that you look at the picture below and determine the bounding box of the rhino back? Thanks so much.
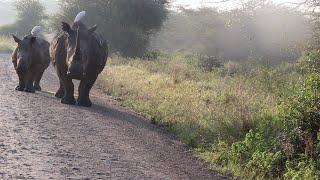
[33,38,50,67]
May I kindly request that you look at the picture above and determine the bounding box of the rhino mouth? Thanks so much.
[16,66,28,75]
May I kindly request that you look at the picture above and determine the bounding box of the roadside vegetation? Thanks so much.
[97,1,320,178]
[98,51,319,179]
[0,36,15,53]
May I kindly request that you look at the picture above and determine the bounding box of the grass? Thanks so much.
[97,53,305,178]
[0,36,15,53]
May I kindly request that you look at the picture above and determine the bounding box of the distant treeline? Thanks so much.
[0,0,46,37]
[0,0,168,57]
[151,3,312,64]
[0,0,315,62]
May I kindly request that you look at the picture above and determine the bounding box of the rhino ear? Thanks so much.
[12,35,21,44]
[61,22,72,33]
[88,25,97,35]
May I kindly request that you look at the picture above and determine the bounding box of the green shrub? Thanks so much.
[284,159,320,180]
[280,50,320,158]
[217,51,320,178]
[245,151,284,179]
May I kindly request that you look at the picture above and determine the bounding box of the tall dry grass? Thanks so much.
[98,54,299,147]
[0,36,15,53]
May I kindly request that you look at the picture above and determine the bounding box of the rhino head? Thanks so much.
[12,35,37,75]
[61,22,97,79]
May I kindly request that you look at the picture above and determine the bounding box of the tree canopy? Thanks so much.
[51,0,168,57]
[151,2,311,64]
[0,0,46,37]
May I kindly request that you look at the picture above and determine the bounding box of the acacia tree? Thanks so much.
[0,0,46,36]
[51,0,168,57]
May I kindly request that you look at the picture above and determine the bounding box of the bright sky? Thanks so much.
[171,0,305,9]
[0,0,307,25]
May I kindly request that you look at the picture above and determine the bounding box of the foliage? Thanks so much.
[281,51,320,157]
[98,50,320,178]
[51,0,168,57]
[284,159,320,180]
[215,51,320,179]
[0,0,46,37]
[0,36,15,52]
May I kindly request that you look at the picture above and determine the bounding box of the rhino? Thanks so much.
[11,30,50,93]
[50,13,108,107]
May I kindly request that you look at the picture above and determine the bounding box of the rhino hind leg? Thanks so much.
[77,77,97,107]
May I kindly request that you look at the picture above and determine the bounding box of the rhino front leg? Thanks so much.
[77,76,97,107]
[55,80,64,98]
[15,73,25,91]
[24,71,35,93]
[61,78,76,105]
[55,65,76,105]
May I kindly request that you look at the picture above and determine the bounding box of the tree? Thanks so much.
[0,0,46,36]
[151,2,309,64]
[51,0,168,57]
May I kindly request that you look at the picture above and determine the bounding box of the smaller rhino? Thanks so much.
[11,26,50,93]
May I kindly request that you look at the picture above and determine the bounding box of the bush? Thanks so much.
[284,159,320,180]
[280,50,320,158]
[217,51,320,178]
[198,55,223,72]
[245,151,284,179]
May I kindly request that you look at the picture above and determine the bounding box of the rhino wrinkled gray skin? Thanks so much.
[50,22,108,107]
[12,35,50,93]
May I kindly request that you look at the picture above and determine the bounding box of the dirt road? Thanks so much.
[0,54,226,179]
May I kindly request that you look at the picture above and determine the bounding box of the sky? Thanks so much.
[171,0,304,9]
[0,0,59,25]
[0,0,306,25]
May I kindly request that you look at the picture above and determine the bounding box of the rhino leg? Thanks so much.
[33,69,45,91]
[77,77,97,107]
[15,73,25,91]
[61,78,76,105]
[54,64,76,105]
[55,81,64,98]
[24,70,35,93]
